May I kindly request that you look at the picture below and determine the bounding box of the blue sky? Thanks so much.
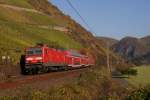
[49,0,150,39]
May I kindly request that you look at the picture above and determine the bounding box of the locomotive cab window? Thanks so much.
[27,50,34,55]
[35,49,42,55]
[26,48,42,55]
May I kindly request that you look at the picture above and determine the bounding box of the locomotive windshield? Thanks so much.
[26,48,42,55]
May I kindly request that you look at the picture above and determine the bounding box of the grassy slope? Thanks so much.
[0,2,82,63]
[0,6,66,26]
[126,66,150,87]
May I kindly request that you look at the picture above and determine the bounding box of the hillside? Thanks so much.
[112,36,150,65]
[0,0,119,65]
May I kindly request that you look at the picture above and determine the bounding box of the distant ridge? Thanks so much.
[96,36,118,47]
[112,36,150,65]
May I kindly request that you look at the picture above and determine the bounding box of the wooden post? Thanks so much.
[107,42,111,76]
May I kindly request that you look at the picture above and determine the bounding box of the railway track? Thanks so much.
[0,67,88,90]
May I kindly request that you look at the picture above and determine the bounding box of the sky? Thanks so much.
[49,0,150,39]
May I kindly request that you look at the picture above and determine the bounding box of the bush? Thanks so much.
[121,68,137,76]
[116,63,137,76]
[126,85,150,100]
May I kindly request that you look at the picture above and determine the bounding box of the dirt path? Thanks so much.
[0,4,45,15]
[113,78,129,87]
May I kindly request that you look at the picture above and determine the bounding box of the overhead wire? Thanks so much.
[66,0,97,36]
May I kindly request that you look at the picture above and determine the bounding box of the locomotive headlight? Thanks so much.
[26,57,33,61]
[35,57,42,60]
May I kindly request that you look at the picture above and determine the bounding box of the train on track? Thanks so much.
[20,44,95,75]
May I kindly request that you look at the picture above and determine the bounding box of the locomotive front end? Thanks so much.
[21,47,44,74]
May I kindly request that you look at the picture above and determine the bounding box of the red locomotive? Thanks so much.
[20,44,95,75]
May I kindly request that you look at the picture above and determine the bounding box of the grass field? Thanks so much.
[126,65,150,87]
